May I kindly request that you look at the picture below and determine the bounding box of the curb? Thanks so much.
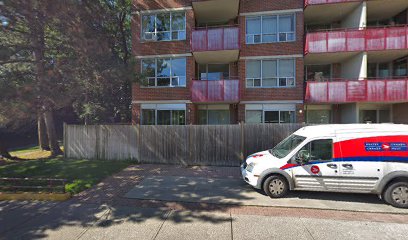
[0,192,71,201]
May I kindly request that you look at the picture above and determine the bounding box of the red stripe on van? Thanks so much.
[334,135,408,159]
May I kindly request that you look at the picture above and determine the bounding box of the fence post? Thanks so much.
[95,125,100,160]
[188,124,192,165]
[63,122,67,158]
[136,124,141,162]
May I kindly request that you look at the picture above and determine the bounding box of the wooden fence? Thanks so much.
[64,124,306,166]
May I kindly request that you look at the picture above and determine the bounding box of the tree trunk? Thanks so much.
[38,113,50,150]
[43,109,63,156]
[0,140,12,159]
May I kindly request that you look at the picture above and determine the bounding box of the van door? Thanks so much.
[336,139,384,193]
[291,138,341,191]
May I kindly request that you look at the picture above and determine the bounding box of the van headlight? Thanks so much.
[246,162,256,173]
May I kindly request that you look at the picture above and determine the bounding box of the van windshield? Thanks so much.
[270,134,306,159]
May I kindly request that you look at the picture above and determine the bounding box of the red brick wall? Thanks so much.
[240,0,303,13]
[132,103,141,124]
[237,103,246,122]
[296,104,305,123]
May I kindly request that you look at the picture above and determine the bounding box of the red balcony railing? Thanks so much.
[191,79,240,102]
[304,0,360,7]
[305,26,408,54]
[305,78,408,103]
[191,25,240,52]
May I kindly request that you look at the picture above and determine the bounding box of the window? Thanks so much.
[142,12,186,41]
[368,62,391,79]
[393,58,408,77]
[246,110,263,123]
[141,109,186,125]
[141,58,186,87]
[306,110,331,124]
[198,64,230,80]
[305,64,331,82]
[245,110,295,123]
[264,111,295,123]
[270,134,306,159]
[198,110,230,125]
[142,109,155,125]
[359,109,390,123]
[246,14,295,44]
[157,110,171,125]
[297,139,333,163]
[246,59,295,88]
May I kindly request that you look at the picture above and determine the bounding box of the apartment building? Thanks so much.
[131,0,304,125]
[304,0,408,124]
[132,0,408,125]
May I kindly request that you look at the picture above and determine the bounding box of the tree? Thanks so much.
[68,0,133,124]
[0,0,77,156]
[0,0,133,156]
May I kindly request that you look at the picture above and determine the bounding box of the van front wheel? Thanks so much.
[263,175,289,198]
[384,181,408,208]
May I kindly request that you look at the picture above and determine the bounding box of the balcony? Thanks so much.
[192,0,239,24]
[305,26,408,55]
[191,79,240,103]
[304,0,360,7]
[191,26,240,64]
[305,78,408,103]
[304,0,361,24]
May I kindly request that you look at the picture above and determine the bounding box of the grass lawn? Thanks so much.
[10,146,62,159]
[0,157,133,194]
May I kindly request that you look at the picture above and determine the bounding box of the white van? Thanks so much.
[241,124,408,208]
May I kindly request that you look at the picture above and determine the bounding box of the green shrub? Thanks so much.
[65,179,92,194]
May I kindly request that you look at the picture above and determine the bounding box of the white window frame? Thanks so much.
[141,11,186,42]
[197,104,231,125]
[245,104,296,124]
[245,110,296,124]
[141,58,186,88]
[246,59,296,88]
[141,104,186,125]
[246,14,296,44]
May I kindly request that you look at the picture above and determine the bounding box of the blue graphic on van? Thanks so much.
[365,142,408,151]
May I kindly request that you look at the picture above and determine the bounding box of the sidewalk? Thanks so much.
[1,201,408,240]
[1,164,408,239]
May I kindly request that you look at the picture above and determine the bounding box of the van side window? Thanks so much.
[298,139,333,163]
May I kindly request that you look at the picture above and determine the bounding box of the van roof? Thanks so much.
[294,124,408,138]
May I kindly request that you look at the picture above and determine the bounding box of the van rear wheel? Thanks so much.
[263,175,289,198]
[384,181,408,208]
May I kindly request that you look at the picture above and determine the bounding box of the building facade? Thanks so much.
[304,0,408,124]
[132,0,408,125]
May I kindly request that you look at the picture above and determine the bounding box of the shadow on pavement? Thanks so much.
[0,200,232,240]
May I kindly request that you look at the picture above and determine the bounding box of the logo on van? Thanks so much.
[310,165,320,174]
[381,143,390,151]
[365,142,408,152]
